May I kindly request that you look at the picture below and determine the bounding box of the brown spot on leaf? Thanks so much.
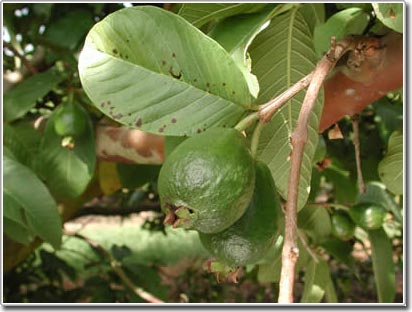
[172,52,176,57]
[159,127,164,133]
[206,82,210,87]
[390,7,396,19]
[113,49,118,54]
[112,114,123,119]
[162,60,166,66]
[222,82,226,86]
[171,118,177,123]
[197,129,202,133]
[135,118,142,127]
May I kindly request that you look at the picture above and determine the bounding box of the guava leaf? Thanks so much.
[298,205,331,243]
[368,229,396,303]
[3,122,41,170]
[372,3,403,33]
[250,6,324,210]
[208,4,293,99]
[314,8,369,56]
[321,239,358,275]
[79,6,254,136]
[36,103,96,199]
[177,3,268,28]
[378,130,403,195]
[298,3,325,35]
[4,67,65,122]
[301,259,337,303]
[117,164,161,189]
[3,154,62,249]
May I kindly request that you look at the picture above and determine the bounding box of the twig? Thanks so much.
[297,230,318,263]
[3,41,38,75]
[234,111,259,132]
[65,230,164,303]
[259,73,314,123]
[351,114,366,194]
[277,36,364,303]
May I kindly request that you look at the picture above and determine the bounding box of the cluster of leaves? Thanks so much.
[3,2,403,303]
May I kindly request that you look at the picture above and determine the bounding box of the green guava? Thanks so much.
[54,102,87,137]
[331,211,356,241]
[199,161,281,269]
[349,202,386,230]
[158,127,255,234]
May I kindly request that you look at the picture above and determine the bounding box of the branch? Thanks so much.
[65,231,164,303]
[277,36,363,303]
[351,114,366,194]
[3,41,38,75]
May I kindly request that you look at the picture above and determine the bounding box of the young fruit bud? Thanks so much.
[349,202,386,230]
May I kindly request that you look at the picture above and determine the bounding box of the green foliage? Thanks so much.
[4,149,62,249]
[372,3,403,33]
[4,67,65,122]
[79,6,255,136]
[378,130,403,195]
[251,5,324,210]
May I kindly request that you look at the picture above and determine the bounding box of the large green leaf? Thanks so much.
[4,67,65,122]
[298,3,325,35]
[250,6,324,210]
[36,102,96,199]
[3,191,34,245]
[301,259,337,303]
[298,205,331,243]
[208,4,293,99]
[368,229,396,303]
[117,164,160,189]
[378,130,403,195]
[3,122,41,170]
[177,3,268,28]
[79,6,254,136]
[321,239,358,274]
[372,3,403,33]
[3,154,62,249]
[314,8,369,56]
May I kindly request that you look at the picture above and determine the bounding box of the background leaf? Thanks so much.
[4,154,62,249]
[301,259,337,303]
[79,6,254,136]
[36,102,96,199]
[314,8,370,56]
[250,7,324,210]
[3,122,41,170]
[298,205,331,243]
[378,130,403,195]
[4,68,65,122]
[372,3,403,33]
[368,229,396,303]
[177,3,268,28]
[117,164,161,189]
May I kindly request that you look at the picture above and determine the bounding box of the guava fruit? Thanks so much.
[199,161,281,271]
[349,202,386,230]
[158,127,255,234]
[54,102,87,137]
[331,211,356,241]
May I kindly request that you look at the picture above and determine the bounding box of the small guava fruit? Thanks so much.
[54,102,87,137]
[158,127,255,234]
[199,161,281,270]
[331,211,356,241]
[349,202,386,230]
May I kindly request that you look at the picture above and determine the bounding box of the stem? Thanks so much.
[250,122,264,158]
[351,114,366,194]
[277,36,361,303]
[3,41,38,75]
[66,231,164,303]
[234,112,259,132]
[259,73,314,123]
[306,202,351,212]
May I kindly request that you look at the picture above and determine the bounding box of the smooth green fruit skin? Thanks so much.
[331,212,356,241]
[199,162,281,267]
[349,203,385,230]
[54,103,87,137]
[158,127,255,234]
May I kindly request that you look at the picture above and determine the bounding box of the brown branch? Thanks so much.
[65,231,164,303]
[259,73,314,123]
[351,114,366,194]
[277,36,364,303]
[3,41,38,75]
